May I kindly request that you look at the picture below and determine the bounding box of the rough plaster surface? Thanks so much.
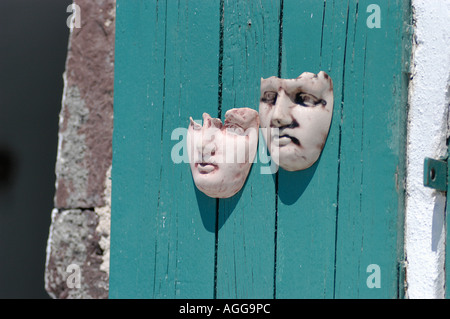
[95,165,111,274]
[406,0,450,299]
[45,209,108,299]
[54,0,115,209]
[55,84,90,207]
[45,0,115,299]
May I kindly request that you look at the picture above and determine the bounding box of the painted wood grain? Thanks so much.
[110,0,220,298]
[277,0,408,298]
[109,0,167,298]
[275,0,343,298]
[447,148,450,299]
[216,0,280,299]
[110,0,410,299]
[333,0,408,298]
[335,0,408,298]
[151,0,221,298]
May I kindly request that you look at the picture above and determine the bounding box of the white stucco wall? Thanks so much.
[406,0,450,299]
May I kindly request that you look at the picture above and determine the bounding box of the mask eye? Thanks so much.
[294,92,320,107]
[262,91,277,105]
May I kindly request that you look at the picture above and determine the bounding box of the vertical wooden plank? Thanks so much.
[447,147,450,298]
[275,0,347,298]
[152,0,221,298]
[110,0,221,298]
[109,0,167,299]
[330,0,366,297]
[334,0,408,298]
[276,0,408,298]
[216,0,281,299]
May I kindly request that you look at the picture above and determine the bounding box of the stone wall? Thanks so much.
[45,0,115,299]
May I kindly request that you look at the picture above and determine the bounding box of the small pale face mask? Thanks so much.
[187,108,259,198]
[259,71,334,171]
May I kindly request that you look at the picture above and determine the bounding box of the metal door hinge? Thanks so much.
[424,157,448,192]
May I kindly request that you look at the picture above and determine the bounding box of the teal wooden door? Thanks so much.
[110,0,411,298]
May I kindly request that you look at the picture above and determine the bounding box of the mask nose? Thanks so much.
[196,140,216,155]
[270,91,292,127]
[196,129,217,161]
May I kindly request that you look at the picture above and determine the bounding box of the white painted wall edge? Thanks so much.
[405,0,450,299]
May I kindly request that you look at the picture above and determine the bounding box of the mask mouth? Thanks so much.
[269,120,301,147]
[195,162,218,174]
[272,132,301,147]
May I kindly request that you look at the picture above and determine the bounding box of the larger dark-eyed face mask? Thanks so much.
[259,71,334,171]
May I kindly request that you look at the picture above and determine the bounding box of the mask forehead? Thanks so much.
[188,114,222,138]
[261,72,333,103]
[285,71,333,102]
[224,108,259,130]
[260,76,281,95]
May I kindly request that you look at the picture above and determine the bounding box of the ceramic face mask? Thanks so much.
[187,108,259,198]
[259,71,334,171]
